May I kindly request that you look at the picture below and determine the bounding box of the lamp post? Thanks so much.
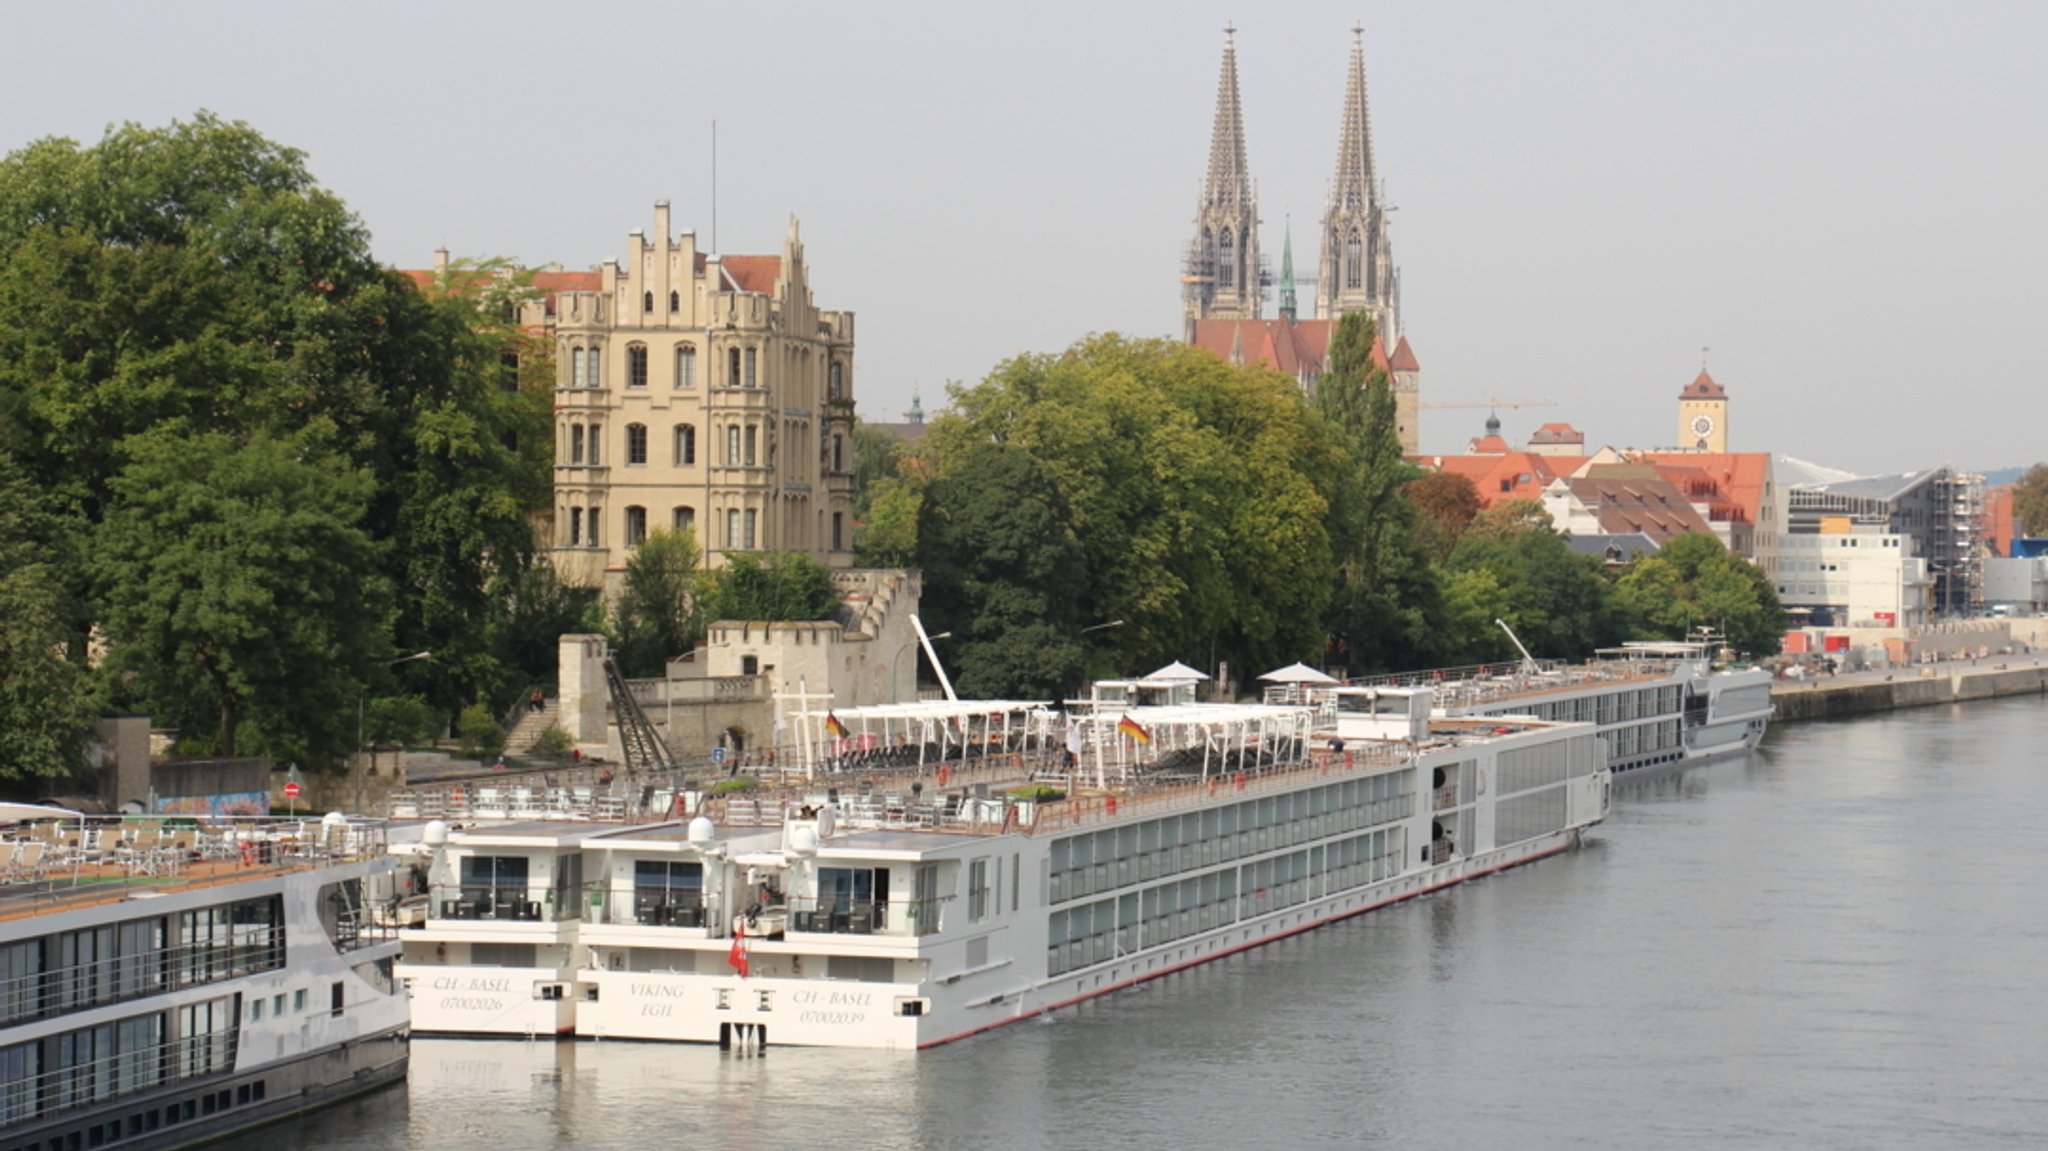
[356,651,432,815]
[1081,619,1126,635]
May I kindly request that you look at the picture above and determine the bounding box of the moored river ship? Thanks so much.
[0,810,409,1151]
[393,684,1608,1050]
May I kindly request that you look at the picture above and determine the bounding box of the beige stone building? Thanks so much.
[543,202,856,589]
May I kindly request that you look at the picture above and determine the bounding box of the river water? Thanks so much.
[232,696,2048,1149]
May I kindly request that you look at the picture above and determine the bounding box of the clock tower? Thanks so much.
[1676,367,1728,452]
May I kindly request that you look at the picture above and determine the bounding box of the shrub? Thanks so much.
[530,725,575,758]
[457,702,505,759]
[707,776,757,796]
[1008,784,1065,803]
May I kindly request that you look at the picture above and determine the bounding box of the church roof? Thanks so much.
[1680,369,1727,399]
[1201,27,1254,210]
[1189,317,1334,378]
[1388,336,1420,372]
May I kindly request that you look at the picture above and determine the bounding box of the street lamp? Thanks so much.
[1081,620,1126,635]
[356,651,433,814]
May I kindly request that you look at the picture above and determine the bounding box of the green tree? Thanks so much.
[1317,313,1442,672]
[611,528,705,678]
[1446,501,1615,660]
[0,452,96,786]
[923,334,1337,690]
[917,439,1090,699]
[701,551,838,625]
[486,557,603,688]
[94,432,391,764]
[2010,463,2048,540]
[1613,531,1784,656]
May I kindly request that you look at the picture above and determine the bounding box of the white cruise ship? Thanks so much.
[0,809,410,1151]
[393,684,1608,1050]
[1309,639,1773,774]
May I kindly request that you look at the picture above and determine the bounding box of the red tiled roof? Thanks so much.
[721,255,783,294]
[1388,336,1420,372]
[1529,422,1584,444]
[1680,369,1727,399]
[1560,474,1718,543]
[1369,335,1390,373]
[1189,318,1335,378]
[1627,451,1772,527]
[1468,434,1513,454]
[1416,451,1581,507]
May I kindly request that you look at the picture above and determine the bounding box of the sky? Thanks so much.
[4,0,2044,476]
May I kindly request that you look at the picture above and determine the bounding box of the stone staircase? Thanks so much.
[505,697,562,752]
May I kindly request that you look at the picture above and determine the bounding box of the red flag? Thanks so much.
[727,920,749,978]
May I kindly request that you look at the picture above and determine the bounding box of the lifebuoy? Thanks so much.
[937,765,952,787]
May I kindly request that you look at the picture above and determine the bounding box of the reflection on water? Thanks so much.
[227,698,2048,1149]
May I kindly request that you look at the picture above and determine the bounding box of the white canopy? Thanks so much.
[1258,662,1339,685]
[1143,661,1211,682]
[0,802,84,823]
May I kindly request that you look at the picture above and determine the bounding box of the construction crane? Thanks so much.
[1419,396,1557,410]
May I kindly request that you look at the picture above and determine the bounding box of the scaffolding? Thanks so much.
[1932,470,1987,616]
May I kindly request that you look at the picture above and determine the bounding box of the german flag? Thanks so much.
[824,712,849,738]
[1117,714,1152,745]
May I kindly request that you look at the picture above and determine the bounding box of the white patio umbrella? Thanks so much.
[1257,662,1339,685]
[1143,661,1211,681]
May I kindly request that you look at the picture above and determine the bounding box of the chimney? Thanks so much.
[654,200,671,244]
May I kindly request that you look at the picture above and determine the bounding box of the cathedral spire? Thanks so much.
[1203,24,1252,211]
[1329,23,1376,216]
[1316,22,1398,342]
[1279,216,1297,322]
[1184,24,1262,334]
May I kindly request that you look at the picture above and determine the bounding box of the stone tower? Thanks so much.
[1677,367,1728,452]
[1316,24,1400,344]
[1183,25,1263,338]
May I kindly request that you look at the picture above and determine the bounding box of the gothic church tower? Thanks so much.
[1316,24,1400,344]
[1183,26,1263,338]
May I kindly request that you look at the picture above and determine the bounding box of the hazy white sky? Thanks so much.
[4,0,2044,475]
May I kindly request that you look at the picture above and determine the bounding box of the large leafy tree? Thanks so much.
[916,440,1090,699]
[1613,531,1784,657]
[1445,501,1616,661]
[0,451,96,787]
[1316,313,1443,672]
[94,432,390,764]
[0,114,552,759]
[2011,463,2048,540]
[611,528,706,678]
[920,334,1338,694]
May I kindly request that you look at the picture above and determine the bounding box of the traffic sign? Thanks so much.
[283,781,301,800]
[710,746,727,766]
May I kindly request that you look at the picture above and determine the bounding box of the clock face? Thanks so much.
[1690,413,1716,437]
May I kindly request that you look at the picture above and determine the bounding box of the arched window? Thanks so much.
[727,426,741,465]
[743,509,757,549]
[673,506,695,534]
[1345,233,1363,290]
[568,507,583,546]
[585,507,599,547]
[586,423,601,466]
[673,424,696,466]
[744,347,757,388]
[743,425,757,467]
[569,347,584,389]
[570,425,585,465]
[669,290,680,313]
[626,423,648,465]
[832,434,844,473]
[1218,229,1235,288]
[583,345,602,388]
[642,290,654,313]
[728,348,741,387]
[726,509,741,549]
[626,343,648,388]
[828,361,843,400]
[624,506,647,546]
[675,344,696,389]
